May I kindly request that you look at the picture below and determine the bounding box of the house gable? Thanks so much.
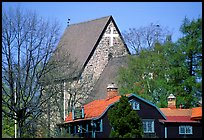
[128,94,166,120]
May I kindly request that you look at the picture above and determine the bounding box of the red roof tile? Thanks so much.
[191,107,202,120]
[65,95,122,123]
[159,107,202,123]
[160,108,192,116]
[159,116,198,123]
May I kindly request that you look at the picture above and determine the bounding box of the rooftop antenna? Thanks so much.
[67,18,71,27]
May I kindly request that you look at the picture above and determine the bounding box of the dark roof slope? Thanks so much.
[57,16,111,70]
[86,56,128,103]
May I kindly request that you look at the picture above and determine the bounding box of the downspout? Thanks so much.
[63,81,66,120]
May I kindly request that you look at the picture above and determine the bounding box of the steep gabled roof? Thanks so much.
[64,93,166,123]
[57,16,110,69]
[57,16,129,72]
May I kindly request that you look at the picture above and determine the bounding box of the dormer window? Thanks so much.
[129,99,140,110]
[72,107,84,120]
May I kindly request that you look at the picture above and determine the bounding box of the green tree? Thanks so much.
[108,95,143,138]
[117,42,172,107]
[2,105,15,138]
[117,17,202,108]
[170,17,202,108]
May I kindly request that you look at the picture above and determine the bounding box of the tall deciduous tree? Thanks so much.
[108,95,143,138]
[2,7,61,137]
[122,23,170,54]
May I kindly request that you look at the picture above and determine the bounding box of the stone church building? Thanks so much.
[58,15,130,111]
[39,16,130,137]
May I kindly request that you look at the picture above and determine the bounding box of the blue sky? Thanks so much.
[2,2,202,42]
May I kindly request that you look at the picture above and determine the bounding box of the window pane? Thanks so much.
[180,127,185,134]
[147,122,152,132]
[186,126,192,134]
[179,126,192,134]
[143,120,154,133]
[131,100,140,110]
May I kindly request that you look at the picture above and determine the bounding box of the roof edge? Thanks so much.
[68,15,112,27]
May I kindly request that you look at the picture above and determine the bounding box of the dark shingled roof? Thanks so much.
[86,56,128,103]
[57,16,112,70]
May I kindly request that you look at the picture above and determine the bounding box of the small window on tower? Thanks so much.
[108,53,113,61]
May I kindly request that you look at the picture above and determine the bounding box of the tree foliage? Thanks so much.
[108,95,143,138]
[117,17,202,108]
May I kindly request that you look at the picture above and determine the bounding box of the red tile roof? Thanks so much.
[159,108,192,116]
[65,95,123,123]
[159,107,202,123]
[159,116,198,123]
[191,107,202,120]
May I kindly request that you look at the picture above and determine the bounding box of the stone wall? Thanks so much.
[79,21,128,100]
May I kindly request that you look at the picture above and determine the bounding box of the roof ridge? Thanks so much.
[69,15,112,27]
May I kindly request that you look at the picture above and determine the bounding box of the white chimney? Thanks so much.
[167,94,176,109]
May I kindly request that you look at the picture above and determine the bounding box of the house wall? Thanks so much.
[128,96,165,138]
[95,111,112,138]
[166,122,202,138]
[96,96,166,138]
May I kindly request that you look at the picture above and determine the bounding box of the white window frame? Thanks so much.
[142,119,155,133]
[129,99,140,110]
[95,119,103,132]
[179,125,193,134]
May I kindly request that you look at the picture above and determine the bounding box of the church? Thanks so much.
[56,15,130,116]
[40,16,130,136]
